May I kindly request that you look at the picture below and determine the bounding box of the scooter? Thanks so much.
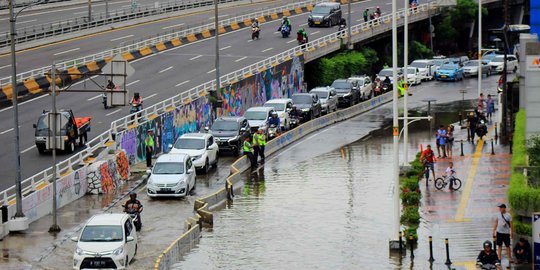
[373,79,382,96]
[382,82,390,93]
[280,25,290,38]
[476,120,488,139]
[475,263,500,270]
[251,26,260,40]
[130,102,143,120]
[267,124,278,140]
[289,117,298,129]
[337,18,347,33]
[122,205,142,231]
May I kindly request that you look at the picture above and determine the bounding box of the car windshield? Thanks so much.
[483,54,496,61]
[312,91,328,99]
[264,103,285,111]
[440,64,457,70]
[80,225,123,242]
[36,113,70,131]
[174,138,205,150]
[244,111,268,120]
[292,95,313,104]
[330,81,350,90]
[432,59,447,66]
[211,120,238,131]
[410,62,427,68]
[350,79,364,85]
[491,57,504,63]
[406,67,417,74]
[312,6,332,14]
[153,162,185,174]
[378,69,393,76]
[464,61,480,67]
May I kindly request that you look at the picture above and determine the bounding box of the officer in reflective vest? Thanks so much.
[145,129,154,168]
[243,136,256,168]
[253,128,266,163]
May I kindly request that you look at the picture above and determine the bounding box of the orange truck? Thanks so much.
[33,110,92,154]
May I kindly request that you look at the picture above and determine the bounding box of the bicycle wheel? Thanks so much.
[434,177,445,190]
[450,178,462,191]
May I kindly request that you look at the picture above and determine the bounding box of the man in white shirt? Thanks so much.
[493,203,513,263]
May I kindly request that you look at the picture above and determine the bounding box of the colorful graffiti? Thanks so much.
[86,150,128,194]
[219,55,304,116]
[116,151,130,180]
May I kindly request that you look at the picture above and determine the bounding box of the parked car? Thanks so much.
[409,59,435,81]
[376,68,402,85]
[462,60,491,77]
[308,2,342,27]
[207,116,250,156]
[310,86,338,114]
[244,106,275,133]
[402,67,422,85]
[331,79,360,107]
[448,55,469,66]
[291,93,322,120]
[430,58,450,74]
[72,213,138,269]
[169,133,218,173]
[434,63,464,81]
[146,153,196,198]
[263,98,293,130]
[348,76,374,101]
[488,55,519,73]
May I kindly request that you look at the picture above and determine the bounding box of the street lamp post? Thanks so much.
[478,0,482,97]
[214,0,221,108]
[49,65,60,233]
[347,0,352,49]
[403,1,409,166]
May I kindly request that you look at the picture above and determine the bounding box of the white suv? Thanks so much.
[409,59,435,80]
[263,98,293,130]
[348,76,374,101]
[146,153,196,197]
[72,213,138,269]
[169,133,219,173]
[489,55,519,73]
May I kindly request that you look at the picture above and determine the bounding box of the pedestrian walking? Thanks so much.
[467,112,478,143]
[145,129,154,168]
[446,125,454,157]
[253,128,266,163]
[243,136,256,168]
[435,125,447,158]
[477,93,485,114]
[493,203,513,264]
[486,94,495,122]
[363,8,369,22]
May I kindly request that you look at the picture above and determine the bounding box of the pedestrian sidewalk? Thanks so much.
[414,122,530,270]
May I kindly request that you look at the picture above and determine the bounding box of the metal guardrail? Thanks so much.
[0,0,70,10]
[0,3,433,214]
[0,0,320,88]
[0,0,245,48]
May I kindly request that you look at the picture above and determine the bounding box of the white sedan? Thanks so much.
[169,133,219,173]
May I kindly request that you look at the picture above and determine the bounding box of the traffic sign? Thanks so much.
[101,54,135,86]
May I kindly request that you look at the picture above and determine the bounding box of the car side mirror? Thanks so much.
[286,108,291,112]
[187,169,194,174]
[204,126,209,132]
[33,124,37,128]
[240,127,246,132]
[146,169,152,175]
[126,236,135,242]
[71,236,78,242]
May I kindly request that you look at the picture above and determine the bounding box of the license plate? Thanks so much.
[441,75,447,78]
[161,188,171,192]
[90,261,106,267]
[314,21,320,24]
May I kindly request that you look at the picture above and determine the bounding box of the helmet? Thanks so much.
[272,111,278,116]
[283,16,288,20]
[129,191,137,198]
[292,104,297,108]
[483,240,492,249]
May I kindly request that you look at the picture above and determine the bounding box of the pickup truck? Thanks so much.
[33,110,91,154]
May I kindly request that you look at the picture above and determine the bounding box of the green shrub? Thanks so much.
[401,191,421,206]
[400,206,420,225]
[401,177,419,191]
[513,219,532,236]
[403,225,419,242]
[512,110,527,168]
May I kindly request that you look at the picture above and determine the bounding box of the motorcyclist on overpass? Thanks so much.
[267,111,281,132]
[279,16,291,32]
[130,92,143,112]
[297,28,308,44]
[289,105,300,119]
[251,18,259,28]
[383,76,391,86]
[106,80,116,90]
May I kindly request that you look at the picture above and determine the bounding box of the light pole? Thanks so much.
[477,0,482,97]
[214,0,221,108]
[49,65,60,233]
[88,0,92,21]
[8,0,48,230]
[403,1,409,166]
[347,0,352,49]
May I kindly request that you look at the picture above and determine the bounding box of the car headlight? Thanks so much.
[228,136,239,142]
[343,93,351,97]
[179,180,186,186]
[75,246,84,256]
[147,178,154,186]
[192,155,202,160]
[301,108,310,112]
[112,246,124,256]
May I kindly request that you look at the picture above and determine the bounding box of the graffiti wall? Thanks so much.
[219,55,304,116]
[86,150,131,194]
[116,96,213,164]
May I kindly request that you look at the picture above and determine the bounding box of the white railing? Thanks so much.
[0,2,434,213]
[0,0,321,88]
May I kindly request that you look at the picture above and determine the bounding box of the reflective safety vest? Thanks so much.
[145,135,154,148]
[253,133,266,146]
[243,140,252,153]
[397,80,405,96]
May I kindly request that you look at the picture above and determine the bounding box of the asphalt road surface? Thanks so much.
[0,0,393,190]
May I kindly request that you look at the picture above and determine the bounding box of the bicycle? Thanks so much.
[434,175,462,191]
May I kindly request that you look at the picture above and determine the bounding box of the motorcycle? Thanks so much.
[338,18,347,33]
[251,26,260,40]
[267,124,278,140]
[382,82,390,93]
[122,205,142,231]
[476,119,488,139]
[476,263,500,270]
[289,117,298,129]
[280,25,290,38]
[297,32,307,45]
[130,102,143,120]
[373,79,382,96]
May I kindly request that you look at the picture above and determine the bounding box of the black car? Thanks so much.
[207,116,250,156]
[331,79,360,107]
[291,93,322,120]
[308,2,342,27]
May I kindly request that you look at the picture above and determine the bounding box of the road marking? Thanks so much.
[286,39,296,44]
[350,11,356,14]
[299,23,307,26]
[235,56,247,62]
[175,80,190,87]
[247,39,253,42]
[454,126,495,222]
[106,108,122,116]
[21,145,35,154]
[0,64,10,70]
[0,128,13,134]
[126,80,140,86]
[53,47,80,56]
[261,47,273,52]
[73,11,87,15]
[87,95,102,101]
[189,55,203,60]
[162,23,185,30]
[357,19,363,22]
[312,31,320,35]
[18,19,37,24]
[386,2,392,5]
[219,45,231,51]
[110,34,134,42]
[146,93,158,99]
[207,69,216,74]
[158,66,174,73]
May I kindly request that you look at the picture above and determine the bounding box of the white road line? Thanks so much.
[162,23,185,30]
[189,55,203,60]
[106,109,122,116]
[0,128,13,135]
[386,2,392,5]
[0,64,10,70]
[21,145,35,154]
[207,69,216,74]
[287,39,296,44]
[110,34,134,42]
[146,93,158,99]
[159,66,174,73]
[261,47,273,52]
[247,39,253,42]
[18,19,37,24]
[175,80,190,87]
[235,56,247,62]
[299,23,307,26]
[312,31,320,35]
[357,19,363,22]
[126,80,140,86]
[87,95,102,101]
[220,45,231,51]
[73,11,87,15]
[350,11,356,14]
[53,48,80,56]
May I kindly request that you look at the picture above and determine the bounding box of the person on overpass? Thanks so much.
[297,28,308,45]
[106,80,116,90]
[279,16,291,33]
[397,79,405,97]
[130,92,143,112]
